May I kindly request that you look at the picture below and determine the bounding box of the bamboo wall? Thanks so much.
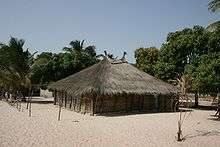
[94,94,178,113]
[54,91,178,114]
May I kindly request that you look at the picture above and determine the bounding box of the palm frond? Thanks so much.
[206,20,220,32]
[208,0,220,12]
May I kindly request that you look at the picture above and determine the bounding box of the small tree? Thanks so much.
[176,75,192,141]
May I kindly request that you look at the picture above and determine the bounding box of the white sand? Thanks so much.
[0,101,219,147]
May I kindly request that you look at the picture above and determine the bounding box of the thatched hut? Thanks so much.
[49,54,179,115]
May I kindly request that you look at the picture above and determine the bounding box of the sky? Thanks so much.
[0,0,219,63]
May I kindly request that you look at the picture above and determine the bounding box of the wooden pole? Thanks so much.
[177,120,182,141]
[194,91,199,108]
[29,91,33,117]
[64,92,67,108]
[58,98,62,121]
[16,96,19,109]
[79,99,82,112]
[84,99,86,114]
[70,96,73,109]
[58,104,62,121]
[99,96,104,114]
[91,98,94,116]
[138,95,141,111]
[130,96,133,111]
[54,90,57,105]
[58,92,63,121]
[125,94,128,112]
[26,89,31,109]
[74,99,76,111]
[26,97,29,109]
[113,96,117,112]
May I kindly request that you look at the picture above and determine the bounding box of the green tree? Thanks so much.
[31,40,98,87]
[155,26,210,81]
[0,37,35,95]
[63,40,97,71]
[155,26,217,107]
[192,52,220,95]
[135,47,159,76]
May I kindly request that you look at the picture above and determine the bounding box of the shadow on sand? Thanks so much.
[96,109,193,117]
[183,130,220,140]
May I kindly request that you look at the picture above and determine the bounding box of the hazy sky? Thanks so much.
[0,0,219,63]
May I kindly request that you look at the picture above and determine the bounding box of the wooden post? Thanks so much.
[69,96,73,109]
[74,99,76,111]
[64,92,67,108]
[125,94,128,112]
[61,92,64,104]
[194,91,199,108]
[29,91,33,117]
[130,96,133,111]
[26,98,29,109]
[19,98,21,111]
[26,95,29,109]
[99,96,104,114]
[16,96,19,109]
[84,98,86,114]
[94,95,98,113]
[54,90,57,105]
[79,99,82,112]
[58,93,63,121]
[91,98,94,116]
[29,98,32,117]
[58,103,62,121]
[154,95,159,112]
[138,95,141,111]
[113,96,117,112]
[177,120,182,141]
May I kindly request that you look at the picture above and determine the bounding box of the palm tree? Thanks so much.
[63,40,97,71]
[0,37,36,97]
[63,40,96,56]
[207,0,220,31]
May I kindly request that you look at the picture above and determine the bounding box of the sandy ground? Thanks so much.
[0,101,219,147]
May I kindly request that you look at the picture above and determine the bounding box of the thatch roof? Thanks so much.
[49,56,179,97]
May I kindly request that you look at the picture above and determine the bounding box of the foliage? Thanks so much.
[208,0,220,12]
[135,47,159,76]
[63,40,97,70]
[155,26,211,81]
[31,40,98,88]
[192,52,220,94]
[0,37,35,94]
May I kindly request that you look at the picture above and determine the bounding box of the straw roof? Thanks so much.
[49,56,179,97]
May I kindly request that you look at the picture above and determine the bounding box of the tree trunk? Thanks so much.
[194,91,199,108]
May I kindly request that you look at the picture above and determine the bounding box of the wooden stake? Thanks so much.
[91,98,94,116]
[125,94,128,112]
[58,104,61,121]
[29,91,33,117]
[177,120,182,141]
[58,92,63,121]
